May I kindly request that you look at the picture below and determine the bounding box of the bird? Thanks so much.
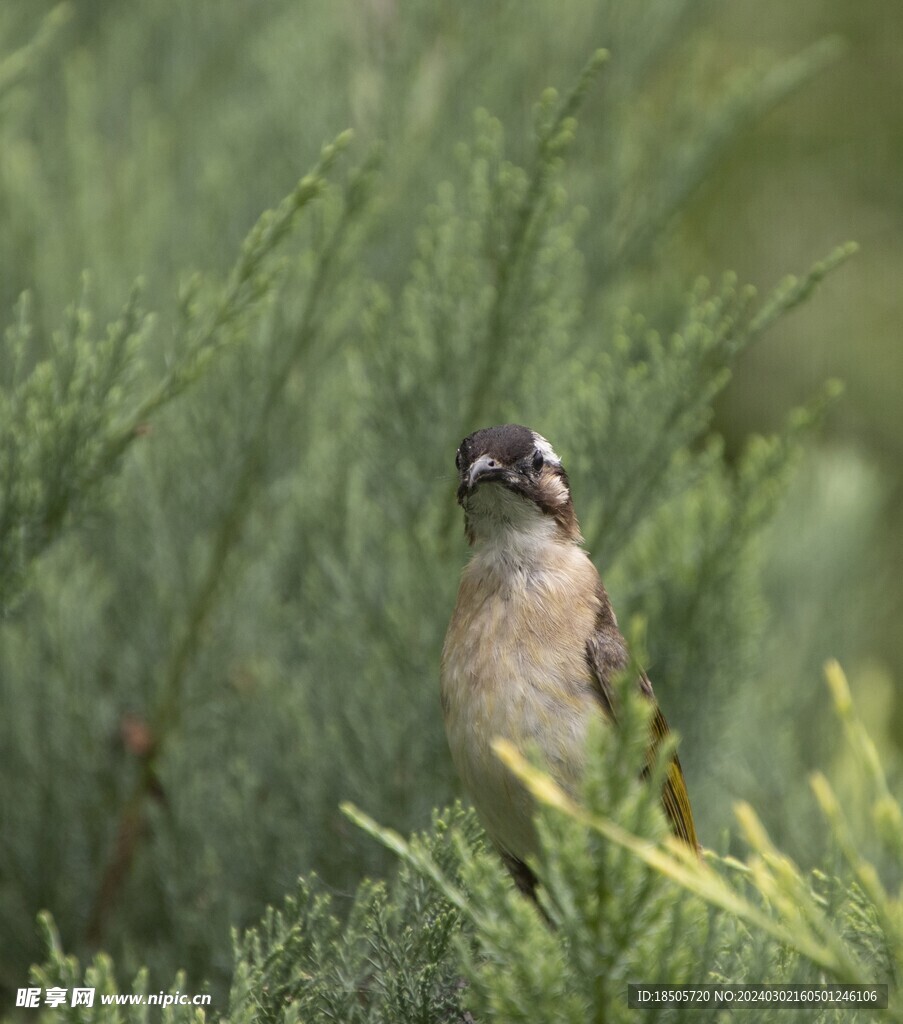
[440,423,698,896]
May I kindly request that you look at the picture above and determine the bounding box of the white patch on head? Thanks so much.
[542,470,569,507]
[531,432,561,465]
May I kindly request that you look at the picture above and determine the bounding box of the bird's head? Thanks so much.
[454,424,581,546]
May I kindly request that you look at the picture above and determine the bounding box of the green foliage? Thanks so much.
[228,805,481,1024]
[29,807,482,1024]
[0,1,889,1020]
[0,5,70,103]
[0,128,350,614]
[0,131,357,990]
[0,284,147,609]
[347,663,896,1022]
[23,663,902,1021]
[32,913,202,1024]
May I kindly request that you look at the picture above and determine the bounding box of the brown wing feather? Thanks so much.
[584,596,699,851]
[649,703,699,849]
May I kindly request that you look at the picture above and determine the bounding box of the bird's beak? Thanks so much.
[463,453,505,493]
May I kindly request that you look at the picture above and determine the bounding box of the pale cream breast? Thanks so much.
[440,533,603,859]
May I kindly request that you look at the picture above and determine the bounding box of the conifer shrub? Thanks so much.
[1,4,893,1021]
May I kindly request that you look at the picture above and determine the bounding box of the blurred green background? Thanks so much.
[1,0,900,1004]
[697,0,903,815]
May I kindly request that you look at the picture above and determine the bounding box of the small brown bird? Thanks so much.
[440,424,698,894]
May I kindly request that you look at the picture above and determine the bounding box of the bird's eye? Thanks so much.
[532,449,544,472]
[455,448,463,470]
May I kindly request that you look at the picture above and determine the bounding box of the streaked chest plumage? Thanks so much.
[440,529,603,859]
